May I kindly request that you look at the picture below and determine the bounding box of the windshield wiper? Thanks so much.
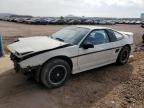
[55,38,64,42]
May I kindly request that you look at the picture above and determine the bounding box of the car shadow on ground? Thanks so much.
[0,63,133,108]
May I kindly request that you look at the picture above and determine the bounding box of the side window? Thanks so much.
[85,30,109,45]
[106,29,117,42]
[114,31,124,40]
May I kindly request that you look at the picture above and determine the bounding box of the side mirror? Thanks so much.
[81,42,94,49]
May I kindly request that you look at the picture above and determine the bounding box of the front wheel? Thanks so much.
[41,59,71,88]
[116,46,130,65]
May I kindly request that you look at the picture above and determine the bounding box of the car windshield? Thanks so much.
[51,27,90,45]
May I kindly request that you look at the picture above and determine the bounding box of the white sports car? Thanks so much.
[8,26,134,88]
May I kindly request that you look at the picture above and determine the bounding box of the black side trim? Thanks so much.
[71,43,134,58]
[21,44,71,61]
[71,46,122,58]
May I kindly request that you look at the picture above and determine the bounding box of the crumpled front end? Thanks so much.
[10,53,40,75]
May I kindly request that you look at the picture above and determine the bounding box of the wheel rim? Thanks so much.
[48,65,67,85]
[121,50,129,62]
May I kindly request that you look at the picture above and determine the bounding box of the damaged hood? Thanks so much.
[8,36,67,56]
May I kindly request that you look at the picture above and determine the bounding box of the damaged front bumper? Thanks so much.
[10,53,40,75]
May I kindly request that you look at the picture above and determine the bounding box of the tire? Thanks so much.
[41,59,71,88]
[142,33,144,43]
[14,63,20,73]
[116,46,130,65]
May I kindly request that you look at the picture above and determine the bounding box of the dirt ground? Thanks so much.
[0,21,144,108]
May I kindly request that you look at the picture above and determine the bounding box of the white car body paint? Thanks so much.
[8,26,134,74]
[8,36,67,54]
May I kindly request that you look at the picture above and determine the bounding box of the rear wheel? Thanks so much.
[41,59,71,88]
[116,46,130,65]
[142,33,144,43]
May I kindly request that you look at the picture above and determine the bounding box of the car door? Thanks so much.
[106,29,124,61]
[78,29,114,71]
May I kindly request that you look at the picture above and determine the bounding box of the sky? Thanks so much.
[0,0,144,18]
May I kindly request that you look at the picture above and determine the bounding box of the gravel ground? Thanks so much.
[0,50,144,108]
[0,21,144,108]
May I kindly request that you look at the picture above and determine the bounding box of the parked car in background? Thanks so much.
[45,18,54,24]
[99,20,107,25]
[141,22,144,28]
[23,18,34,24]
[1,15,142,26]
[67,19,81,25]
[83,19,94,25]
[14,18,25,23]
[49,19,60,25]
[8,26,134,88]
[51,19,66,25]
[105,20,116,25]
[36,19,48,25]
[24,18,48,25]
[135,20,141,24]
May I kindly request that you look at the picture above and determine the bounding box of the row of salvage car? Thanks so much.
[0,16,143,25]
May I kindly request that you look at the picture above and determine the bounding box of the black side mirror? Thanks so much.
[81,42,94,49]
